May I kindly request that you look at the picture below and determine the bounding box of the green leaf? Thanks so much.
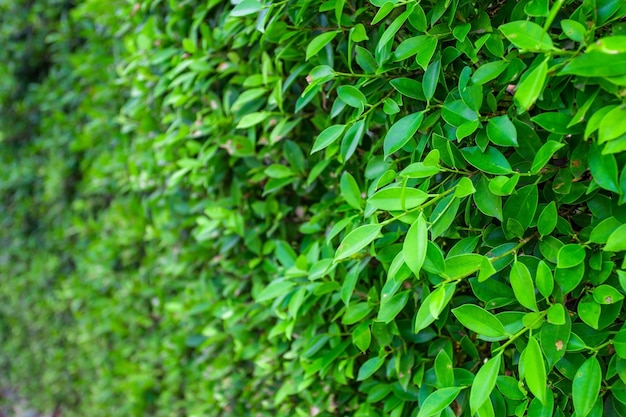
[335,224,382,261]
[442,100,478,127]
[311,124,345,154]
[461,146,512,175]
[561,19,587,42]
[352,322,371,353]
[524,336,547,405]
[403,213,428,276]
[499,21,554,51]
[514,59,548,112]
[231,0,263,17]
[416,387,462,417]
[414,283,456,333]
[434,349,454,387]
[573,356,602,417]
[383,98,400,115]
[531,140,565,174]
[340,172,362,210]
[357,356,385,381]
[589,142,620,193]
[343,302,372,325]
[383,112,424,158]
[471,60,509,85]
[306,31,339,61]
[337,85,367,109]
[578,295,601,329]
[592,285,624,304]
[589,217,622,244]
[605,224,626,252]
[614,329,626,359]
[452,304,508,339]
[560,51,626,77]
[400,162,440,178]
[503,184,538,237]
[368,187,429,211]
[340,119,366,162]
[455,177,476,198]
[538,201,557,236]
[536,261,554,299]
[470,354,502,414]
[423,59,440,102]
[378,291,410,323]
[237,111,271,128]
[371,1,394,25]
[256,279,296,303]
[557,244,586,268]
[487,115,518,147]
[445,254,484,280]
[510,261,538,312]
[599,106,626,144]
[394,35,437,67]
[377,4,413,53]
[474,175,503,220]
[265,164,294,179]
[390,77,426,101]
[547,303,566,325]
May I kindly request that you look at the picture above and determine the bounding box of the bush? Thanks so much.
[2,0,626,416]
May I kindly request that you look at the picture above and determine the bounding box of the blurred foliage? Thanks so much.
[2,0,626,416]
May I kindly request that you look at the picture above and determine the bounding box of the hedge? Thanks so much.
[1,0,626,416]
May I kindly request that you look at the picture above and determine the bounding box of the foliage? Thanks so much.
[2,0,626,416]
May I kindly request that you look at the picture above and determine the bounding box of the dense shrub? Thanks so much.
[2,0,626,416]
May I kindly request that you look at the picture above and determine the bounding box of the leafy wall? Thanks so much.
[1,0,626,416]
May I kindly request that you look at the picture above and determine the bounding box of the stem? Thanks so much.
[494,310,548,354]
[543,0,566,32]
[490,232,538,263]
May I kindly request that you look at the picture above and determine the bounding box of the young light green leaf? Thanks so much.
[311,124,345,154]
[383,112,424,158]
[560,51,626,77]
[536,261,554,299]
[510,261,538,312]
[368,187,429,211]
[340,172,362,210]
[306,31,339,61]
[357,356,385,380]
[416,387,462,417]
[455,177,476,198]
[557,244,586,268]
[444,254,483,280]
[573,356,602,417]
[400,162,440,178]
[524,336,547,405]
[514,59,548,112]
[231,0,263,17]
[377,4,414,53]
[335,224,382,261]
[471,60,509,85]
[452,304,508,338]
[337,85,367,109]
[461,146,513,175]
[531,140,565,173]
[499,21,554,51]
[414,283,456,333]
[378,291,410,323]
[470,354,502,414]
[487,115,518,147]
[561,19,587,43]
[537,201,558,236]
[592,285,624,304]
[403,213,428,277]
